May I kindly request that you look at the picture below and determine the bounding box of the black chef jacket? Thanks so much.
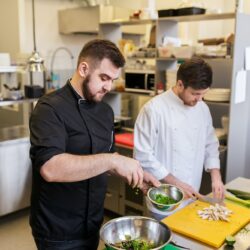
[29,80,115,240]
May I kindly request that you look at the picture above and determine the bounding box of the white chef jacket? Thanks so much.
[134,89,220,215]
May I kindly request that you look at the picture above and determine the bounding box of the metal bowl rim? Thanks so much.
[100,215,172,250]
[147,184,184,207]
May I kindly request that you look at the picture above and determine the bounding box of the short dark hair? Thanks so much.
[177,57,212,89]
[77,39,125,69]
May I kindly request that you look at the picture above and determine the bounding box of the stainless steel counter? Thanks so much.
[0,125,29,143]
[169,177,250,250]
[0,98,38,107]
[0,125,31,216]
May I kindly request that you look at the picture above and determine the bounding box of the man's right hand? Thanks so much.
[109,153,144,188]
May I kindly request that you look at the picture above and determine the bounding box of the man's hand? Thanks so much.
[109,153,144,188]
[139,171,161,195]
[210,169,225,200]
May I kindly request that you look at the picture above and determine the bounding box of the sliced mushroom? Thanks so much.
[197,204,233,222]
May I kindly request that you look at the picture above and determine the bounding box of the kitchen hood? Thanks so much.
[58,6,100,34]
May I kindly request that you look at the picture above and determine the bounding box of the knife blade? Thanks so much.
[197,195,224,205]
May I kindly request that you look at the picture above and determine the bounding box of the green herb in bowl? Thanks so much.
[155,193,177,205]
[147,184,184,211]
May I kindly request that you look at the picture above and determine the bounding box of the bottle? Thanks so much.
[52,73,60,89]
[156,82,164,94]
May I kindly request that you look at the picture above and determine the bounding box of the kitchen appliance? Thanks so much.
[24,85,44,98]
[27,0,46,91]
[162,200,250,248]
[197,195,223,205]
[125,69,155,94]
[203,88,230,102]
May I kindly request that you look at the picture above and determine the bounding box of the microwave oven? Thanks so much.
[125,69,155,94]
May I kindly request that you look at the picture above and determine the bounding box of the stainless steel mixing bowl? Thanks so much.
[147,184,184,211]
[100,216,172,250]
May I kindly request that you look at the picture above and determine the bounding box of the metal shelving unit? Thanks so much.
[101,11,250,212]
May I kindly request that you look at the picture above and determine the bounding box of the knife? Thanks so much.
[197,195,224,205]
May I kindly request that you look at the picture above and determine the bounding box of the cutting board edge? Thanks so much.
[162,200,250,248]
[169,218,250,248]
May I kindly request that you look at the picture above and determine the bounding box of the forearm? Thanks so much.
[40,153,115,182]
[161,173,200,199]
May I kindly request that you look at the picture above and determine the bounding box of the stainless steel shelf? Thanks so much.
[0,125,29,143]
[0,66,20,73]
[204,100,230,106]
[100,19,155,26]
[156,57,232,61]
[100,13,235,26]
[0,98,38,107]
[158,12,235,22]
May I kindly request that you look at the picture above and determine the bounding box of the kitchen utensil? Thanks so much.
[197,195,224,205]
[162,200,250,248]
[115,133,133,148]
[176,7,205,16]
[24,85,44,98]
[158,9,177,17]
[203,88,230,102]
[7,90,24,100]
[100,216,172,250]
[147,184,184,212]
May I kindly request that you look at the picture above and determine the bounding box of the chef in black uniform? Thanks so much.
[29,39,160,250]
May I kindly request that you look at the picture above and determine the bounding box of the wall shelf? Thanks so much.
[158,12,235,22]
[0,66,20,73]
[100,12,235,26]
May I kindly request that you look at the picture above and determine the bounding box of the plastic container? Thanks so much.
[172,46,195,59]
[176,7,206,16]
[158,45,174,58]
[158,9,177,17]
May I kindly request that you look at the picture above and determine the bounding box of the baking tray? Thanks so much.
[176,7,206,16]
[158,9,177,17]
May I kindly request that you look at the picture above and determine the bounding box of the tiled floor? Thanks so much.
[0,208,116,250]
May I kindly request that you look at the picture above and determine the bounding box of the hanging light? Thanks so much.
[26,0,46,97]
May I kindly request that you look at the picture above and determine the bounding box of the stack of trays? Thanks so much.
[204,88,230,102]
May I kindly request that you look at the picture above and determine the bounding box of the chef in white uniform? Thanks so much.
[134,57,225,220]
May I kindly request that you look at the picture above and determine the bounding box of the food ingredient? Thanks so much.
[155,193,177,205]
[134,187,140,195]
[225,235,236,246]
[111,235,155,250]
[197,204,233,221]
[226,189,250,200]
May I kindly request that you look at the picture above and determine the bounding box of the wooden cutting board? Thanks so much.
[162,200,250,248]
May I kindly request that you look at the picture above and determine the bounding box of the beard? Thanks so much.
[82,75,93,102]
[82,74,108,103]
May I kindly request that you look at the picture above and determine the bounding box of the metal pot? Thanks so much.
[100,216,172,250]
